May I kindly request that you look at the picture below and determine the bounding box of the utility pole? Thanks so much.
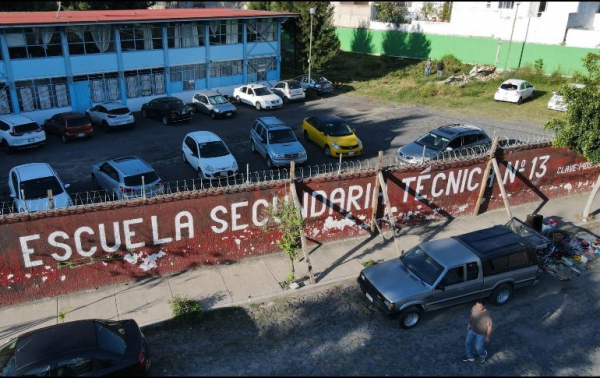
[504,2,520,72]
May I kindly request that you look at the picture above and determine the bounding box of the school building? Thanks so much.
[0,8,295,123]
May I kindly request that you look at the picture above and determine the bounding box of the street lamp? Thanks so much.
[307,7,316,90]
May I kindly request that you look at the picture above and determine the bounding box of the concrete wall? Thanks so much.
[1,143,598,307]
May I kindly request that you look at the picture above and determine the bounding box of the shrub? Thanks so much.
[169,295,203,319]
[375,2,410,24]
[534,58,544,74]
[362,259,377,268]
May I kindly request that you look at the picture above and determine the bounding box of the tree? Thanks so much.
[544,52,600,219]
[296,2,340,73]
[374,2,410,24]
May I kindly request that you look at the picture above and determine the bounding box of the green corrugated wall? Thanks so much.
[335,27,599,75]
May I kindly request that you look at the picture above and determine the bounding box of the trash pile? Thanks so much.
[440,65,502,86]
[539,218,600,281]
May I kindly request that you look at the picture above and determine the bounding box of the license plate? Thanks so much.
[28,138,35,142]
[349,151,355,156]
[77,133,85,138]
[365,292,373,302]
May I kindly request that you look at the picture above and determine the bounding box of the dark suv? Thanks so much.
[141,97,193,125]
[396,124,491,164]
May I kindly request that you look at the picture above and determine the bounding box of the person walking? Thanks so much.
[462,299,493,363]
[424,58,433,76]
[436,60,445,76]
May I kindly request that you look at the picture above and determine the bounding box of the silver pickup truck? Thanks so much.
[358,218,550,329]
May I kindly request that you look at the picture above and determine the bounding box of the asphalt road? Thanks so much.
[0,93,547,203]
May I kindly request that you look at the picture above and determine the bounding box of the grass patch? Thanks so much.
[282,51,571,126]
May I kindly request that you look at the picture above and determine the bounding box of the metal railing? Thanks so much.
[0,133,553,216]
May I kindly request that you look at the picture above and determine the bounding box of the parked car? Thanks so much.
[8,163,72,213]
[494,79,535,105]
[0,114,45,154]
[141,97,193,125]
[233,84,283,110]
[0,318,151,376]
[396,124,491,164]
[358,218,550,329]
[182,131,239,179]
[302,115,362,157]
[192,90,237,119]
[293,74,334,95]
[250,116,307,169]
[271,80,306,103]
[43,111,93,143]
[86,102,136,132]
[548,83,585,112]
[91,156,164,200]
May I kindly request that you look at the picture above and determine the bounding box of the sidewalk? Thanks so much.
[1,191,599,344]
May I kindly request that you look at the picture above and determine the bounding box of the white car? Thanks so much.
[0,114,46,154]
[86,102,136,132]
[182,131,239,180]
[494,79,535,105]
[233,84,283,110]
[8,163,72,213]
[548,83,585,112]
[271,80,306,103]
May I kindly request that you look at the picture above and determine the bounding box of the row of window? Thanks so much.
[3,19,277,59]
[0,57,276,113]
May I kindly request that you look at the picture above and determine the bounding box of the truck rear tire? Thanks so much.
[398,306,423,329]
[490,284,513,305]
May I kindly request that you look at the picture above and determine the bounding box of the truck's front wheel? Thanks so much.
[398,306,423,329]
[490,284,513,305]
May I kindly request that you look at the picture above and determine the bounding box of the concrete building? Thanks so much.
[0,8,294,123]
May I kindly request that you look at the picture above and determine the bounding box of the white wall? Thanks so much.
[331,2,372,28]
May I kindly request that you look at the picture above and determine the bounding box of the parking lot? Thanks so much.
[0,92,548,203]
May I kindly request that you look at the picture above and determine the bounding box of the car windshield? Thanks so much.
[208,95,229,105]
[288,81,302,89]
[415,132,450,151]
[324,120,353,136]
[400,246,444,286]
[21,176,64,199]
[269,129,297,144]
[199,141,230,158]
[0,339,17,376]
[500,83,518,90]
[123,171,159,186]
[254,87,273,96]
[95,321,126,355]
[108,108,130,115]
[14,122,40,134]
[164,100,185,109]
[66,117,89,127]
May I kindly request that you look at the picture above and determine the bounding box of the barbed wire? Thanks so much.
[0,135,553,216]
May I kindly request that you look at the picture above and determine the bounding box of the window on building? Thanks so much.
[119,24,163,51]
[398,2,412,7]
[67,25,115,55]
[248,56,277,81]
[498,2,514,9]
[0,86,12,114]
[537,2,547,17]
[73,72,121,103]
[486,1,491,9]
[5,27,63,59]
[167,22,204,48]
[16,77,69,111]
[170,64,206,90]
[124,68,165,98]
[210,60,243,77]
[246,18,276,43]
[209,20,242,45]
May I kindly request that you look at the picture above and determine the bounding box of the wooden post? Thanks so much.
[20,189,28,213]
[491,157,513,219]
[473,136,499,216]
[47,189,54,210]
[370,151,384,233]
[583,172,600,221]
[378,171,402,257]
[289,161,316,285]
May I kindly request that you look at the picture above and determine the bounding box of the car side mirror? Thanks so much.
[436,284,446,291]
[64,183,71,189]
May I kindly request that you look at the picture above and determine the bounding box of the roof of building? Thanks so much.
[0,8,297,27]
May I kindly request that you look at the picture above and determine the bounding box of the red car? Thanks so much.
[44,112,93,143]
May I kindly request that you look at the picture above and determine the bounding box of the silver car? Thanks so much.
[91,156,164,200]
[250,116,307,169]
[192,90,237,119]
[396,124,491,164]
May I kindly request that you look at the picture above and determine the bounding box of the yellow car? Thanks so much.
[302,115,363,158]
